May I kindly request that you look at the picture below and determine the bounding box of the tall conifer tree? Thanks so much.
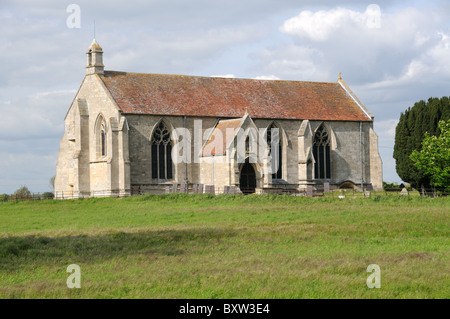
[393,96,450,188]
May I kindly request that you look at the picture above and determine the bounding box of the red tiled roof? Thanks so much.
[100,71,372,121]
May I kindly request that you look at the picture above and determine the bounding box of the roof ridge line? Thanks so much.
[337,79,373,120]
[103,70,338,84]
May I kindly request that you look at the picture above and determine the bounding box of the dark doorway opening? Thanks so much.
[239,160,256,194]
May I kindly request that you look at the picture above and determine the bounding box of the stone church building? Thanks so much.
[54,40,382,198]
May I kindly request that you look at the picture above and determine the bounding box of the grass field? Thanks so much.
[0,194,448,299]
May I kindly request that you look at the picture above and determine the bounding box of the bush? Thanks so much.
[410,120,450,189]
[383,181,400,189]
[14,186,31,199]
[42,192,54,200]
[0,194,10,202]
[383,181,412,191]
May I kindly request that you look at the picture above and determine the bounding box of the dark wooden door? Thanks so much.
[240,162,256,194]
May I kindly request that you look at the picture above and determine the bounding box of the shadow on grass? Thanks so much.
[0,228,239,271]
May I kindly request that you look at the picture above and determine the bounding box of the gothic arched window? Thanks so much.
[151,122,173,180]
[267,123,282,179]
[100,123,106,157]
[313,125,331,179]
[96,116,107,159]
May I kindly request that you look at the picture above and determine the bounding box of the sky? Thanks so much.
[1,0,449,193]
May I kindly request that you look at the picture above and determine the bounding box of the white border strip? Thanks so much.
[338,81,372,120]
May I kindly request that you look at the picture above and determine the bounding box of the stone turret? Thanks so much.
[86,39,104,75]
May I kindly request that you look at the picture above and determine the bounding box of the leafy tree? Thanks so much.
[393,97,450,188]
[14,186,31,199]
[410,120,450,188]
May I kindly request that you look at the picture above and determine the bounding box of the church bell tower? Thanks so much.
[86,39,104,75]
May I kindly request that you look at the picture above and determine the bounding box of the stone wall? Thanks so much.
[126,115,383,192]
[55,74,130,198]
[56,76,383,198]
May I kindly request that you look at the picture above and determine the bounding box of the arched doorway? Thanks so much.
[240,160,256,194]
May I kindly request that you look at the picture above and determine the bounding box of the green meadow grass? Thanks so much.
[0,194,448,298]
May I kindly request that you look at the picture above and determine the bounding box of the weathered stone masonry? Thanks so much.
[55,40,383,198]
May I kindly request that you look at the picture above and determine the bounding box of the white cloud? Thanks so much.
[0,89,73,140]
[253,75,280,80]
[260,5,450,88]
[280,7,371,41]
[104,24,270,74]
[363,29,450,91]
[210,74,236,78]
[254,45,325,81]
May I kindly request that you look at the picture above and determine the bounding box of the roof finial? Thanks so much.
[94,19,96,40]
[244,107,248,115]
[338,72,342,81]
